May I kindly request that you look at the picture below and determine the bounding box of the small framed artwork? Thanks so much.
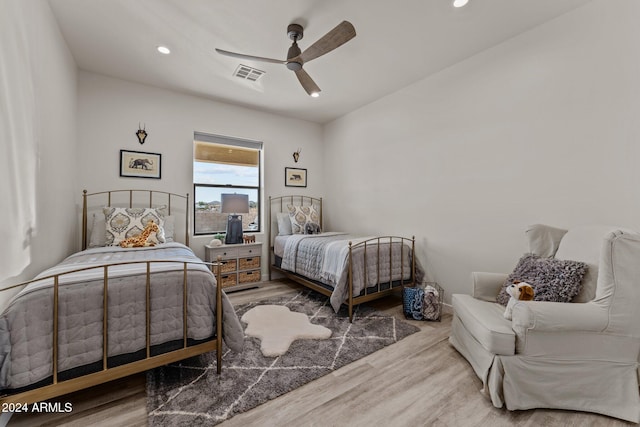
[285,167,307,187]
[120,150,161,179]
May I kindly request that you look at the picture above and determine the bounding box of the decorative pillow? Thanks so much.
[162,215,175,242]
[304,222,321,235]
[276,212,293,236]
[287,204,320,235]
[103,206,165,246]
[497,253,588,306]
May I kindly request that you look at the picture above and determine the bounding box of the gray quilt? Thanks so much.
[0,243,244,390]
[280,233,419,312]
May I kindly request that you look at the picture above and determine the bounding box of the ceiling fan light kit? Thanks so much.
[216,21,356,97]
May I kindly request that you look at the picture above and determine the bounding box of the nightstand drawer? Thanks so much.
[238,270,260,284]
[219,259,237,274]
[237,246,260,257]
[214,247,239,259]
[239,256,260,271]
[220,273,237,288]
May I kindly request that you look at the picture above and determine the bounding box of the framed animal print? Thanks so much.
[120,150,161,179]
[285,167,307,187]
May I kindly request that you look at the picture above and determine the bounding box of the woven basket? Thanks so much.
[239,257,260,270]
[238,270,260,284]
[219,260,237,274]
[220,273,237,288]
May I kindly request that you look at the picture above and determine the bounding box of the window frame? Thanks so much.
[192,132,262,236]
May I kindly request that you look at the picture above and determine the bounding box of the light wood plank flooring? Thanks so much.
[8,280,631,426]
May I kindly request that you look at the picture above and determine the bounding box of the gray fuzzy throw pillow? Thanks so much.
[497,253,588,306]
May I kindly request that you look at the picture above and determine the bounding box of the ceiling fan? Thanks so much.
[216,21,356,97]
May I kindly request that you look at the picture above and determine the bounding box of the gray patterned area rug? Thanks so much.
[146,290,419,426]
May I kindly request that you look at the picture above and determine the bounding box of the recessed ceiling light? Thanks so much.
[157,46,171,55]
[453,0,469,7]
[310,92,320,98]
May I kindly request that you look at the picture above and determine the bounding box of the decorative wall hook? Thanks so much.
[136,123,148,145]
[292,148,301,163]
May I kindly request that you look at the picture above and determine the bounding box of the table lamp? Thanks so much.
[221,193,249,244]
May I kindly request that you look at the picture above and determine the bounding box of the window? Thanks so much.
[193,132,262,235]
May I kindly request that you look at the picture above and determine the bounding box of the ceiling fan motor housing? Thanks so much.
[286,24,304,70]
[287,24,303,41]
[286,44,302,70]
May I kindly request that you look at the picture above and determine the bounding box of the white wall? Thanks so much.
[323,0,640,300]
[0,0,77,307]
[77,71,324,269]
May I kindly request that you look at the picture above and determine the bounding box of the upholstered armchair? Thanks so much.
[449,224,640,423]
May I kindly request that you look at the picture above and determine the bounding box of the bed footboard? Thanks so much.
[0,260,223,405]
[346,236,416,321]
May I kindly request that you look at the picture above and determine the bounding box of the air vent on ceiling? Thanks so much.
[233,64,265,82]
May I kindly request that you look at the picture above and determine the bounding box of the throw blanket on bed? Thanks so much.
[281,232,348,280]
[0,243,244,390]
[281,233,417,312]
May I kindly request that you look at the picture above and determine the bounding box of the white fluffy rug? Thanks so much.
[241,305,332,356]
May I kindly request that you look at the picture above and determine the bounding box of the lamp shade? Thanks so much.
[221,193,249,214]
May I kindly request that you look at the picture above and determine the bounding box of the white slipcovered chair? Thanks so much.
[449,224,640,422]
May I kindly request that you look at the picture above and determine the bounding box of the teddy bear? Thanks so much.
[503,281,535,320]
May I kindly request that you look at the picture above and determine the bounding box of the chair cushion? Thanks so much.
[452,294,515,356]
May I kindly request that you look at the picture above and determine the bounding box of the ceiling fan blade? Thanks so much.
[299,21,356,64]
[294,68,321,96]
[215,48,286,64]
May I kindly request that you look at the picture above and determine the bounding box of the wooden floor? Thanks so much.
[7,280,631,427]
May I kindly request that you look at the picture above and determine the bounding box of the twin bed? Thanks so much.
[0,190,244,404]
[269,195,420,321]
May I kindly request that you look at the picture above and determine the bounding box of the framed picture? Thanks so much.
[120,150,161,179]
[285,167,307,187]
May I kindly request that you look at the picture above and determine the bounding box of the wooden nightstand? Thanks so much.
[205,241,262,291]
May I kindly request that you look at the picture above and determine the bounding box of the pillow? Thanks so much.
[276,212,293,236]
[103,206,165,246]
[287,204,320,235]
[162,215,175,242]
[89,210,172,247]
[496,253,588,306]
[88,213,107,248]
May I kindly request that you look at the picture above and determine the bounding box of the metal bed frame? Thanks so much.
[0,190,223,405]
[268,195,416,321]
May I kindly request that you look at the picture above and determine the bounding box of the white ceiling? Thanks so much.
[48,0,592,124]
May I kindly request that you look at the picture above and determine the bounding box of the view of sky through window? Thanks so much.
[194,162,258,204]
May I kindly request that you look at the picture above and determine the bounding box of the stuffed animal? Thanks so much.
[504,281,535,320]
[119,220,160,248]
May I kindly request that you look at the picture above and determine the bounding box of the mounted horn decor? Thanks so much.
[136,123,148,145]
[292,148,301,163]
